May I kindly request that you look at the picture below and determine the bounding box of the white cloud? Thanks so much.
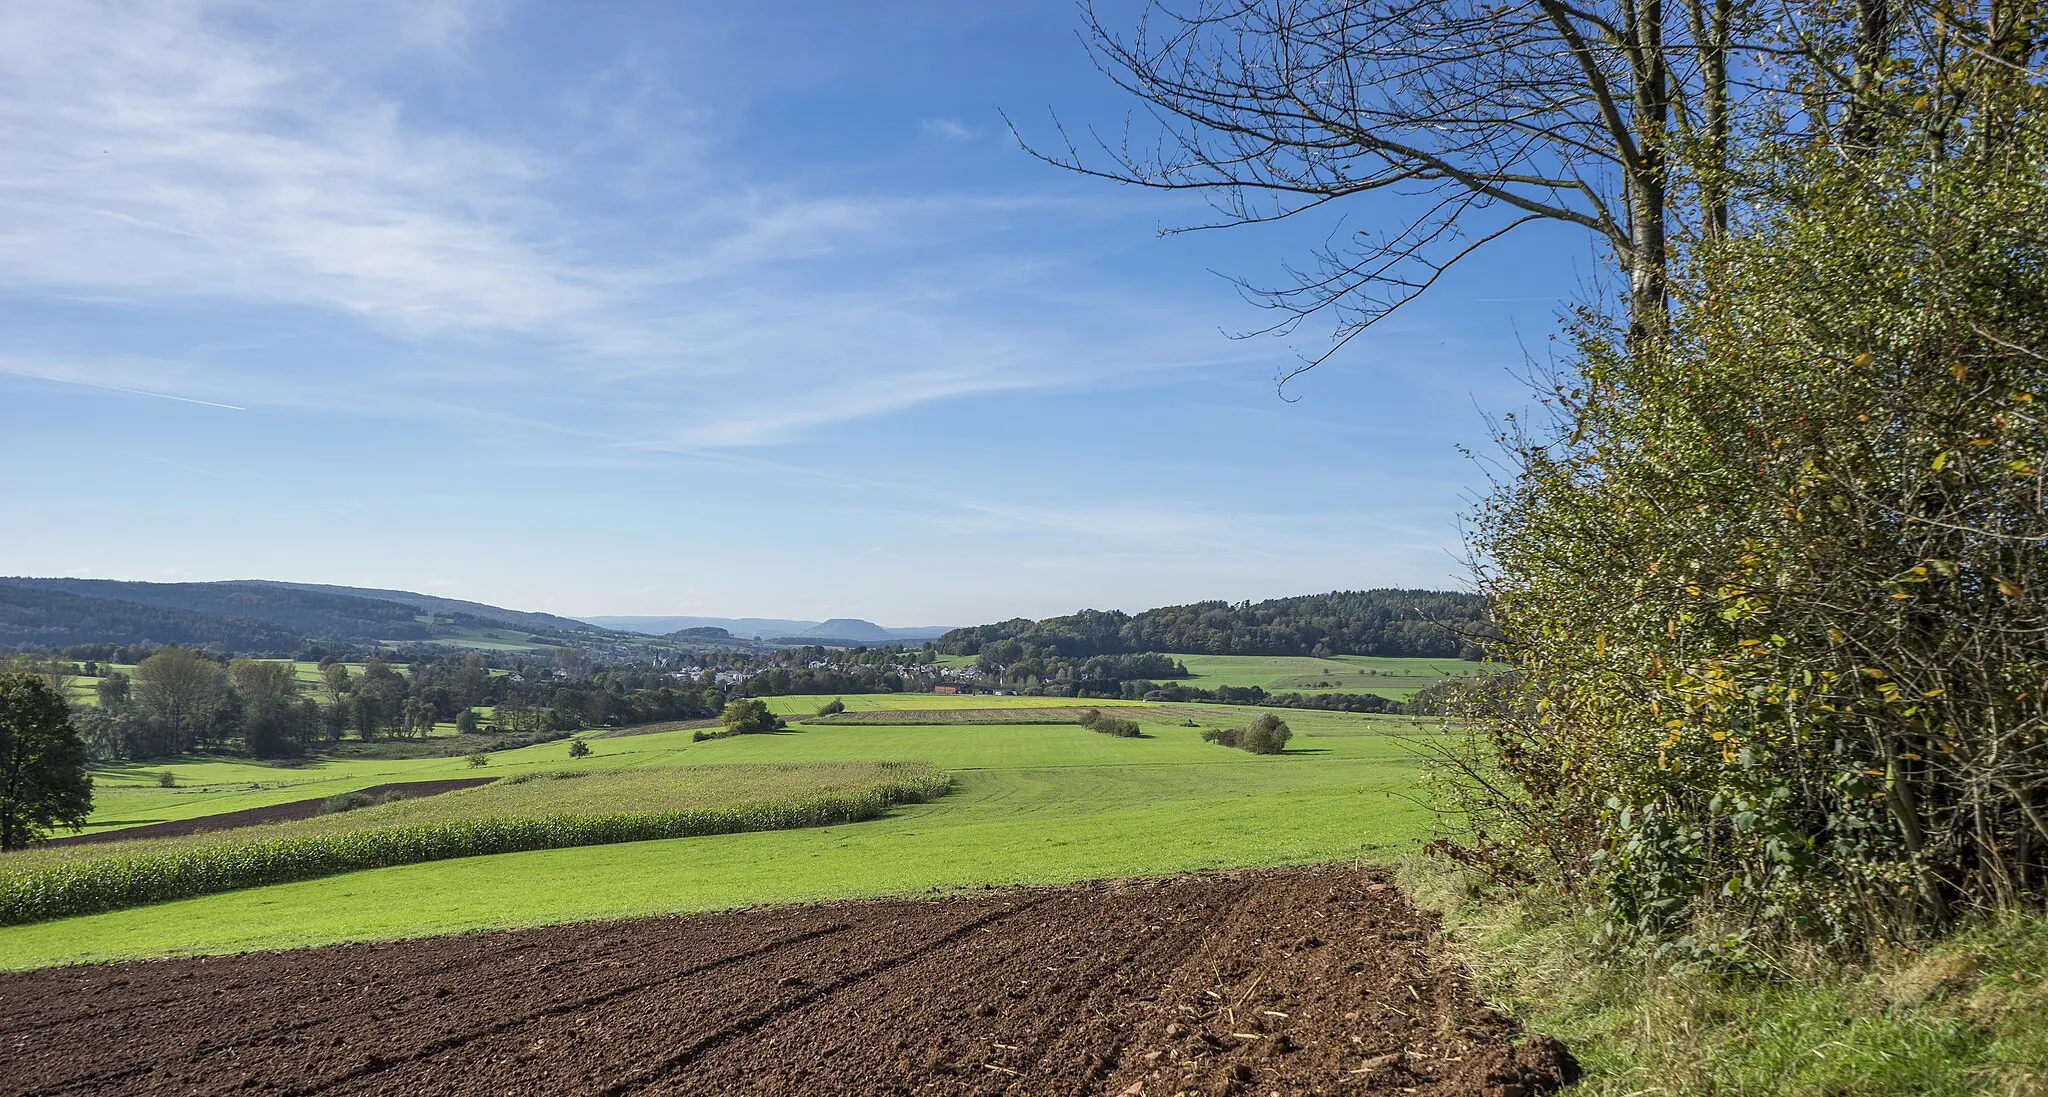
[0,1,1231,446]
[919,117,976,141]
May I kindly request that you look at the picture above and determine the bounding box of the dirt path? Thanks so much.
[0,866,1576,1095]
[44,778,500,846]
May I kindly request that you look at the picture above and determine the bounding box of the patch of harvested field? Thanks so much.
[801,706,1115,726]
[598,719,722,738]
[0,865,1574,1096]
[40,778,500,846]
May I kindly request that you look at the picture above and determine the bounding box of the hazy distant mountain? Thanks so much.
[582,616,819,639]
[582,615,957,642]
[796,618,893,642]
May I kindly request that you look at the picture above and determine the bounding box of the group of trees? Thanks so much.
[969,650,1189,696]
[1258,0,2048,946]
[0,672,91,850]
[1047,0,2046,949]
[938,591,1487,661]
[1201,714,1294,755]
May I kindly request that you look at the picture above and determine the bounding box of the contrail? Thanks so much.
[0,368,246,411]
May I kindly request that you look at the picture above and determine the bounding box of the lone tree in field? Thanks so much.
[720,699,782,736]
[0,672,93,850]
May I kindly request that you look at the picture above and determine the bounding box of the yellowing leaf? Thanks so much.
[1932,451,1949,470]
[1951,362,1968,380]
[1853,351,1875,367]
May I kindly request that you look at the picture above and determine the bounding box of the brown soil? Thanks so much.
[0,865,1576,1096]
[45,778,499,847]
[599,718,722,738]
[801,707,1113,726]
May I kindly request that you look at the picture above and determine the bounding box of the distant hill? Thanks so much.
[936,589,1489,660]
[585,616,820,639]
[0,576,628,654]
[798,618,893,642]
[0,584,302,652]
[585,615,956,642]
[251,581,598,636]
[0,578,436,642]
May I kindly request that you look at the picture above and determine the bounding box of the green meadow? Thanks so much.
[1173,653,1489,698]
[0,697,1438,969]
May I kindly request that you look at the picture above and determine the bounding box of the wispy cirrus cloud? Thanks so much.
[919,117,976,141]
[0,0,1224,447]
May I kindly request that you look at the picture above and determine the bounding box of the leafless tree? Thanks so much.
[1014,0,2027,372]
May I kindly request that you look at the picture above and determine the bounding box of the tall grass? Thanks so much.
[0,762,949,926]
[1401,862,2048,1096]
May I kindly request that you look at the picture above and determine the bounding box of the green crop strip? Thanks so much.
[0,763,949,925]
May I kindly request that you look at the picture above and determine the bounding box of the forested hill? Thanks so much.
[0,585,302,651]
[250,581,596,635]
[0,577,605,652]
[0,578,438,641]
[935,589,1488,660]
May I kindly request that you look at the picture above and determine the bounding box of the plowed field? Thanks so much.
[0,866,1576,1096]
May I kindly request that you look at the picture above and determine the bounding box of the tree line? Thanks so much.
[937,590,1487,661]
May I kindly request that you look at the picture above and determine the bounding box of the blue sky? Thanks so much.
[0,0,1595,625]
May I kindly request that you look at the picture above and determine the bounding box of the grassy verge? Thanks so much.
[1,762,949,926]
[1402,864,2048,1096]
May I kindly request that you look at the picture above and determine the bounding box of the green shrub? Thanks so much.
[155,771,176,789]
[720,698,782,736]
[816,697,846,717]
[1078,709,1142,738]
[464,752,489,768]
[567,738,591,758]
[1202,715,1290,754]
[1242,713,1292,754]
[319,791,378,815]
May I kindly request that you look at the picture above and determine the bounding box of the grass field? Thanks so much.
[1173,653,1489,698]
[1,762,949,925]
[0,697,1437,969]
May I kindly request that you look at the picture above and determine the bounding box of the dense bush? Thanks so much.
[1202,714,1292,754]
[318,791,380,814]
[1078,709,1141,737]
[1450,103,2048,945]
[816,697,846,717]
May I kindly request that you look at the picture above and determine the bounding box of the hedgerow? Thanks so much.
[0,768,950,926]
